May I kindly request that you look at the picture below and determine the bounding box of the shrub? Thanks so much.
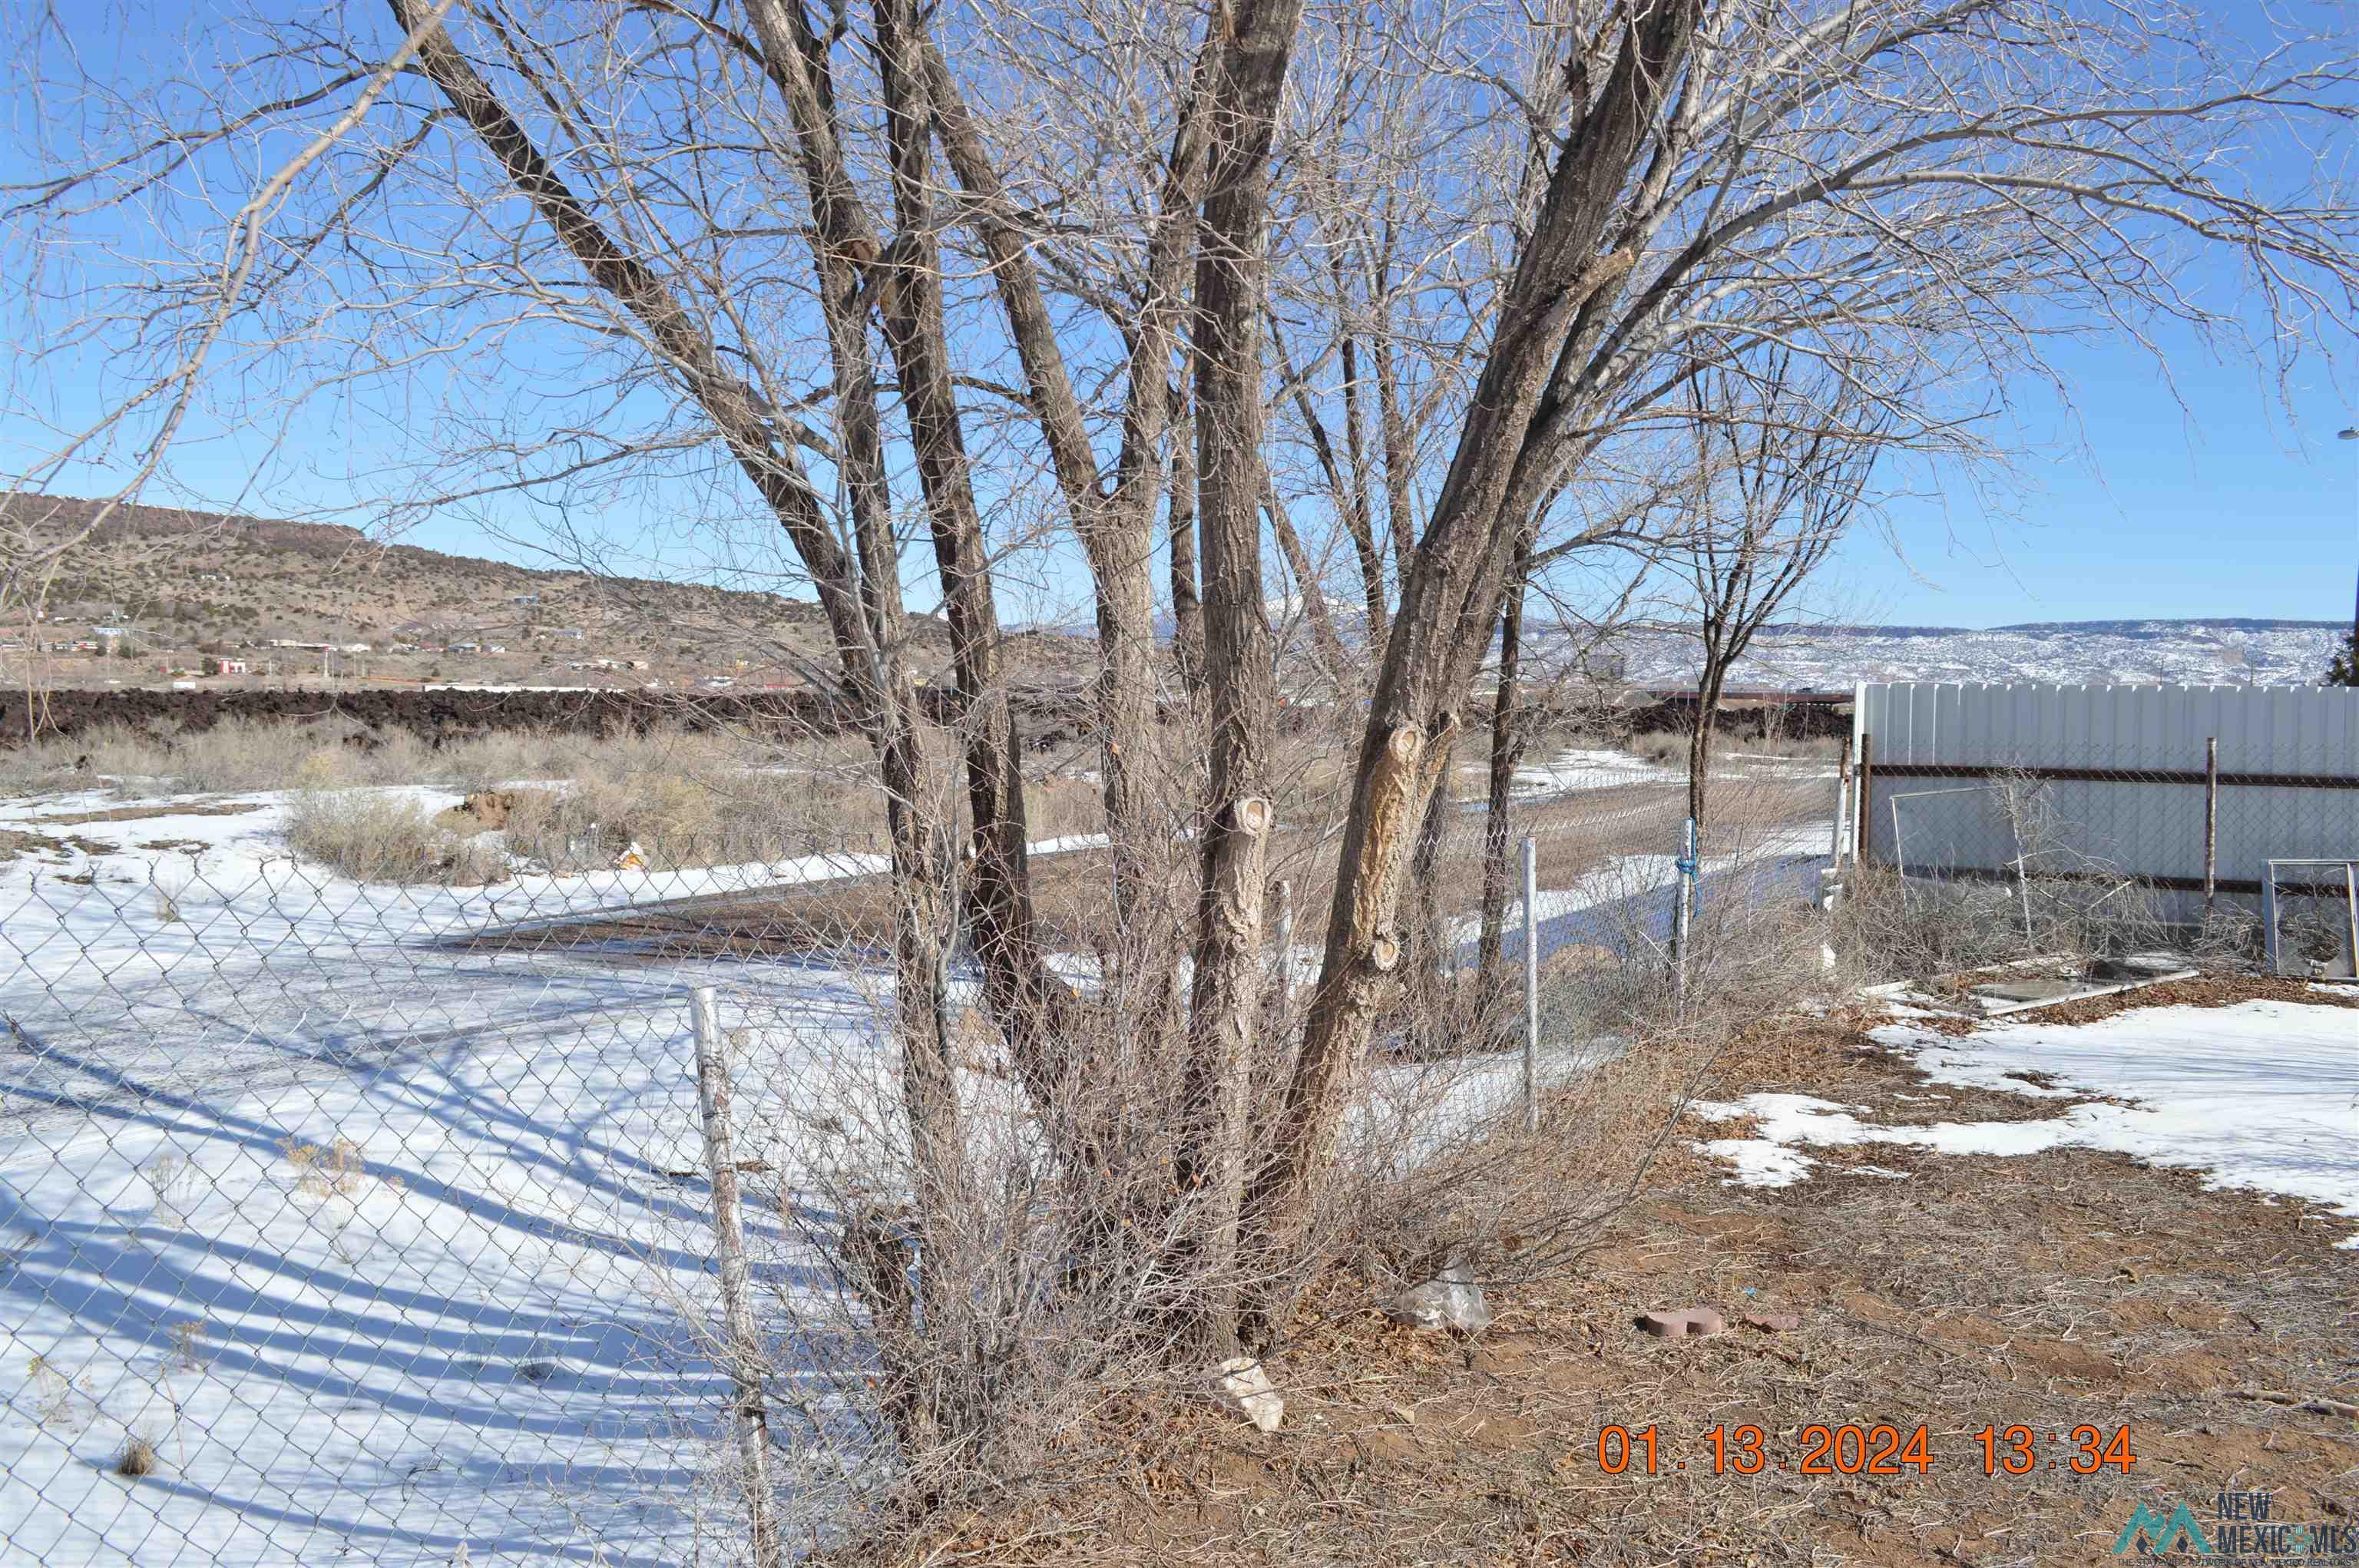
[1631,729,1688,766]
[283,789,508,885]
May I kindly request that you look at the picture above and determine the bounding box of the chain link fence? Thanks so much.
[0,731,1843,1564]
[1849,681,2359,978]
[1854,740,2359,976]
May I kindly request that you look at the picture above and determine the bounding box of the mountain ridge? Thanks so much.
[5,496,2344,690]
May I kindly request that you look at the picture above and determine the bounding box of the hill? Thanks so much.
[0,495,982,690]
[3,496,2341,693]
[1581,618,2348,688]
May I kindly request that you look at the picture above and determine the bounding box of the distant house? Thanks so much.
[485,645,508,654]
[213,658,250,676]
[449,641,480,653]
[508,593,541,606]
[339,642,370,653]
[554,627,584,640]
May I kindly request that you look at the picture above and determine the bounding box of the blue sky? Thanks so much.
[5,2,2355,634]
[70,308,2354,633]
[1834,323,2359,629]
[25,315,2353,632]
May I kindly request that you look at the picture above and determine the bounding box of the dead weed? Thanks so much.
[828,989,2359,1567]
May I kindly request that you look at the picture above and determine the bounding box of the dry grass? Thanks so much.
[1829,858,2205,995]
[715,762,1847,1553]
[280,1134,368,1201]
[8,716,1113,879]
[1632,727,1689,766]
[112,1434,159,1479]
[137,1153,206,1229]
[1758,732,1848,762]
[822,986,2359,1566]
[0,716,405,794]
[282,789,509,885]
[0,714,861,797]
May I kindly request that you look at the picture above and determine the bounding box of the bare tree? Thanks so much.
[1659,349,1885,841]
[1471,532,1646,984]
[13,0,2359,1469]
[1240,0,2359,1323]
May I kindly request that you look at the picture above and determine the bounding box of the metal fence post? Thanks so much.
[1829,733,1852,877]
[690,985,782,1568]
[1673,815,1696,1021]
[1854,731,1873,866]
[1521,835,1538,1134]
[2202,736,2219,925]
[2346,864,2358,978]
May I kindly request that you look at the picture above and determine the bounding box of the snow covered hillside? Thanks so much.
[1548,617,2347,688]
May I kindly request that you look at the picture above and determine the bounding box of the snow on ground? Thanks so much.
[1503,747,1835,798]
[0,785,889,957]
[0,768,1836,1561]
[1691,1001,2359,1241]
[0,999,767,1565]
[1436,817,1835,977]
[1025,833,1111,856]
[0,913,909,1564]
[0,784,925,1563]
[1510,748,1682,792]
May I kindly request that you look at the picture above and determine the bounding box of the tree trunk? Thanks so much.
[922,35,1210,931]
[1477,540,1532,981]
[1396,762,1454,1055]
[1685,692,1712,843]
[387,0,974,1438]
[1169,410,1205,696]
[1238,2,1705,1331]
[1686,608,1738,841]
[870,0,1067,1074]
[1173,0,1309,1356]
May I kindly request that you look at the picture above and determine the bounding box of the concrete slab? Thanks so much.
[1973,978,2086,1004]
[1970,968,2199,1017]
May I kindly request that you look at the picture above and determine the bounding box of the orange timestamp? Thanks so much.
[1592,1423,2137,1477]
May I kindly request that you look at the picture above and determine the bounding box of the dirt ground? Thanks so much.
[459,776,1825,963]
[871,980,2357,1566]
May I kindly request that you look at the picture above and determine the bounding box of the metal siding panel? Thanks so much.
[1854,682,2356,892]
[2021,683,2048,769]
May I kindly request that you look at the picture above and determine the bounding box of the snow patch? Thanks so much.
[1688,1003,2359,1239]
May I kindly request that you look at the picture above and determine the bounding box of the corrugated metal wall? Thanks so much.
[1851,683,2359,913]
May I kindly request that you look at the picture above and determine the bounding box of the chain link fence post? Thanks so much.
[691,984,782,1568]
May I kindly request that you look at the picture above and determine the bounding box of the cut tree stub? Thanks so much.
[1233,796,1271,835]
